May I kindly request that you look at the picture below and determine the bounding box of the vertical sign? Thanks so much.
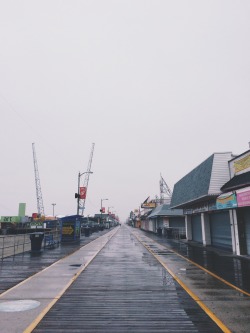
[79,187,87,199]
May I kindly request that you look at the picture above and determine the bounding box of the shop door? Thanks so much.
[149,220,155,232]
[157,218,164,229]
[191,215,202,243]
[169,217,186,238]
[210,211,232,251]
[243,210,250,255]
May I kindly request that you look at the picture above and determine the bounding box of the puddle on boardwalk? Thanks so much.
[0,300,40,312]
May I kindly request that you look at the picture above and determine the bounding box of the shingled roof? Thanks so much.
[148,204,183,219]
[171,152,232,208]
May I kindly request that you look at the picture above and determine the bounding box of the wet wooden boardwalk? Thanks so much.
[33,226,222,333]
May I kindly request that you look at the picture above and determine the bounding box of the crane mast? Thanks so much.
[32,143,45,216]
[79,143,95,215]
[160,174,172,204]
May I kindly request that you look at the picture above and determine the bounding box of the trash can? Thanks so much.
[166,228,173,238]
[84,227,91,237]
[157,228,162,236]
[30,232,44,252]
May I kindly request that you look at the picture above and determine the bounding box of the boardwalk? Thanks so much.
[0,225,250,332]
[33,226,222,333]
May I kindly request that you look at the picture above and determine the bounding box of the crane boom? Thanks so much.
[160,174,172,204]
[79,143,95,215]
[32,143,45,216]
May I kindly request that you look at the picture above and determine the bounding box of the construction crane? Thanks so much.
[160,174,172,204]
[78,143,95,215]
[32,143,45,216]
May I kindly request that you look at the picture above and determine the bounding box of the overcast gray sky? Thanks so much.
[0,1,250,221]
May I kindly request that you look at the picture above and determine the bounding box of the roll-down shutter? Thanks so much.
[243,210,250,255]
[191,215,202,243]
[210,211,232,251]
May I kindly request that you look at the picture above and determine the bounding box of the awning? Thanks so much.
[221,171,250,192]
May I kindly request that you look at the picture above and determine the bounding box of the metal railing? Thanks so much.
[0,229,61,260]
[0,234,31,259]
[164,227,186,240]
[43,229,61,248]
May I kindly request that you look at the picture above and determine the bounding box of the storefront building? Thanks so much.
[218,149,250,255]
[171,152,235,252]
[145,204,185,238]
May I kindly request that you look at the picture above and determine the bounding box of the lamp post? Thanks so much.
[76,171,93,215]
[52,203,56,217]
[108,206,113,214]
[100,198,108,225]
[107,206,114,228]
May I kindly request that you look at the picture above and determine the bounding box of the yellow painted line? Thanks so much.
[23,227,119,333]
[151,236,250,298]
[133,233,232,333]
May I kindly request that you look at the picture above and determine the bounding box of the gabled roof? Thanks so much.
[140,209,152,220]
[148,204,183,219]
[171,152,232,208]
[221,171,250,192]
[228,149,250,163]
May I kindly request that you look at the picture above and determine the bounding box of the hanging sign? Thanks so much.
[79,187,87,199]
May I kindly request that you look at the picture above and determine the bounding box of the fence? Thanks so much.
[0,229,61,260]
[164,227,186,240]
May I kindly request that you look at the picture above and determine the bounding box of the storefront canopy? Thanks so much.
[148,204,183,219]
[221,171,250,192]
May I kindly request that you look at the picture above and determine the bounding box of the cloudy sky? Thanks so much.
[0,1,249,221]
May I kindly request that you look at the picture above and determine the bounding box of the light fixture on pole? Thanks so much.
[100,198,108,224]
[108,206,113,214]
[52,203,56,217]
[75,171,93,215]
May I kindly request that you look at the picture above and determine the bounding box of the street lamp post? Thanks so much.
[76,171,93,215]
[108,206,113,214]
[52,203,56,217]
[100,198,108,225]
[107,206,113,229]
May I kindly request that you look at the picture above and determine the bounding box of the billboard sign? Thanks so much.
[233,153,250,175]
[237,188,250,207]
[141,202,156,208]
[216,192,237,210]
[61,219,80,242]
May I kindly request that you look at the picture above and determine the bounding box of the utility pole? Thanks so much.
[100,198,108,225]
[76,171,93,215]
[52,203,56,217]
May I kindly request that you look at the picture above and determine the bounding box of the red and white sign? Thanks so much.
[79,187,87,199]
